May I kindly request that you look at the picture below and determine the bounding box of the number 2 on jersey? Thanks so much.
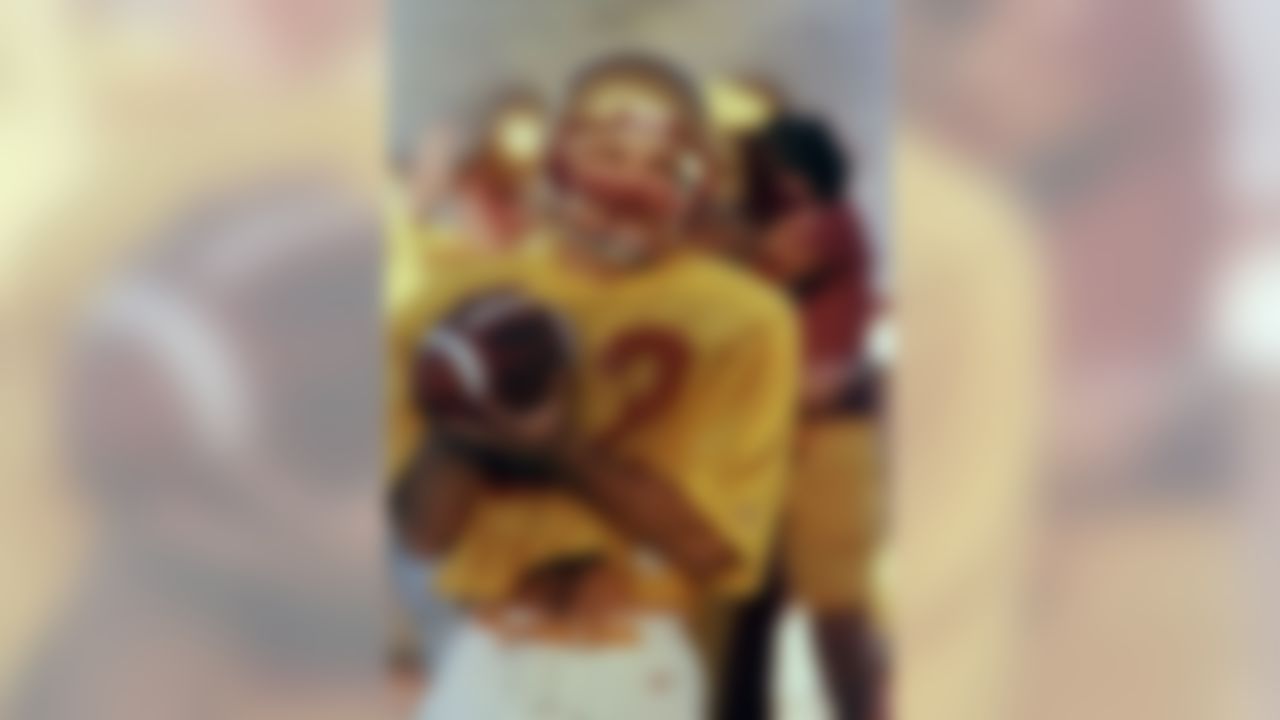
[597,328,690,445]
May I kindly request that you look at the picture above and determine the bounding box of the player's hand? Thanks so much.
[435,373,574,458]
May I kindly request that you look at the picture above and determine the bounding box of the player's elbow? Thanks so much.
[667,529,741,588]
[392,488,457,559]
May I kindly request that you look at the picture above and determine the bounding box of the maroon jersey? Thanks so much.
[758,206,875,371]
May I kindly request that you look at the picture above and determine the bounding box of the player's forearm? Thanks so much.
[564,450,737,582]
[392,443,483,557]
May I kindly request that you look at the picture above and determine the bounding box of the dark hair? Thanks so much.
[756,115,851,202]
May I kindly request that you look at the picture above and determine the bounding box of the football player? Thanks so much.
[390,54,799,719]
[723,114,884,720]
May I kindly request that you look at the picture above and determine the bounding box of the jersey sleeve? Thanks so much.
[384,215,435,479]
[682,297,800,598]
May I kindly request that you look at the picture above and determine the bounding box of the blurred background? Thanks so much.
[1,0,387,718]
[1,0,1278,718]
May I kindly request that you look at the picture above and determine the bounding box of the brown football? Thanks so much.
[412,289,571,423]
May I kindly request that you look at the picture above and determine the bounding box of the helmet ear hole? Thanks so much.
[682,151,718,213]
[674,150,717,223]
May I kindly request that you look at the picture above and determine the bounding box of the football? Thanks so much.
[412,289,572,424]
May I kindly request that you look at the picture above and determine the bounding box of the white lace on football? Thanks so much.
[425,327,490,402]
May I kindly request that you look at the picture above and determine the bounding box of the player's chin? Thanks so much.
[574,223,667,268]
[563,200,675,264]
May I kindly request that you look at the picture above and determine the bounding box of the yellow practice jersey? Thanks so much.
[388,232,800,606]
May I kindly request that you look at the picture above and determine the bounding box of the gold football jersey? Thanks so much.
[388,232,800,605]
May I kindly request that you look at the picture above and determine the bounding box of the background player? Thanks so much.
[719,114,884,719]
